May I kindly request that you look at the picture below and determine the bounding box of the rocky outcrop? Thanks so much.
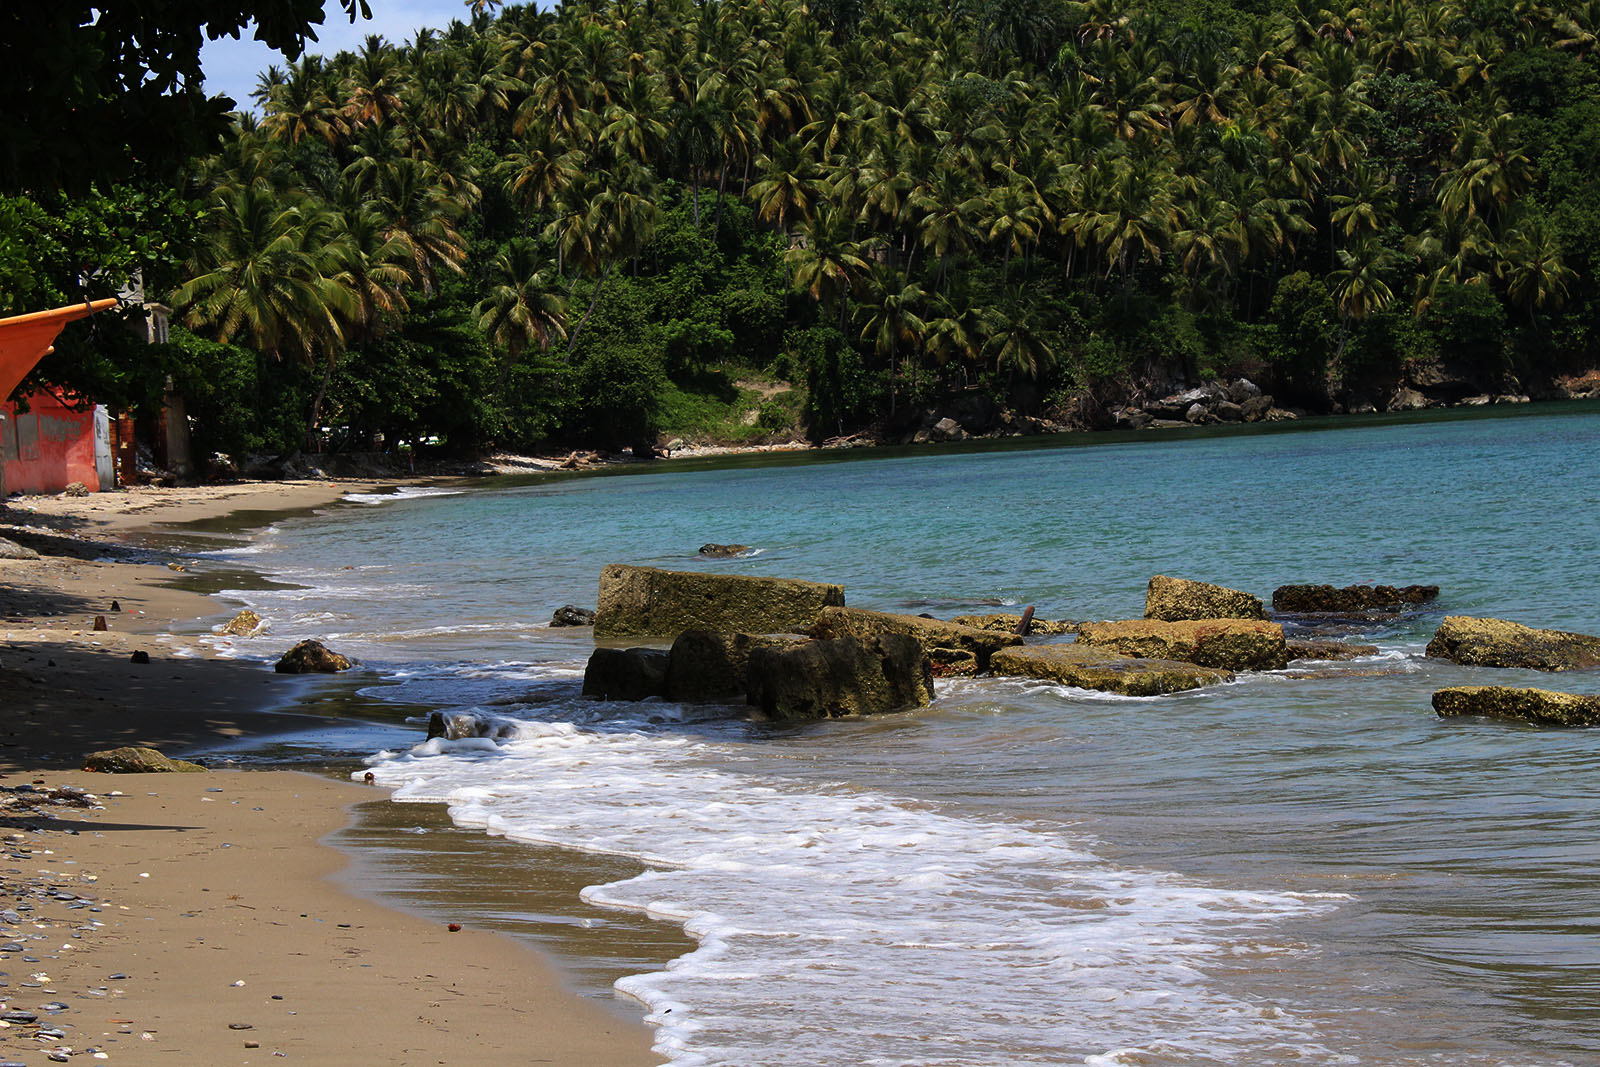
[550,605,597,626]
[0,537,39,560]
[219,609,264,637]
[594,564,844,637]
[808,606,1020,673]
[663,630,806,702]
[1272,584,1439,613]
[990,644,1233,696]
[1286,639,1380,661]
[950,613,1078,636]
[1076,619,1289,671]
[1433,686,1600,727]
[582,647,670,701]
[698,543,752,558]
[1144,575,1266,622]
[84,747,207,773]
[1424,616,1600,671]
[273,640,352,673]
[1113,380,1277,430]
[746,634,934,720]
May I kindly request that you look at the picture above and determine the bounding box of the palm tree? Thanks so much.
[788,203,870,329]
[748,135,828,235]
[476,237,569,372]
[855,266,927,414]
[1498,217,1575,331]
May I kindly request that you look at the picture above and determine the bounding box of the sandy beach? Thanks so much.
[0,481,661,1064]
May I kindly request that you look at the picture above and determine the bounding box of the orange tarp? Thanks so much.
[0,298,118,399]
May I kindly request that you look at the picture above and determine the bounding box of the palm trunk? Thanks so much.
[566,262,617,358]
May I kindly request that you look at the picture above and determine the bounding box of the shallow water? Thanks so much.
[207,404,1600,1065]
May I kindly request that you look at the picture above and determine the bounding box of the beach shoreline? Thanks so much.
[0,480,664,1065]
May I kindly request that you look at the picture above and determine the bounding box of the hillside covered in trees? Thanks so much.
[6,0,1600,459]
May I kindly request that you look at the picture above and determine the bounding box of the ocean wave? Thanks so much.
[362,718,1343,1065]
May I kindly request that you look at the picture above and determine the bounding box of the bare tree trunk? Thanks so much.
[567,262,617,358]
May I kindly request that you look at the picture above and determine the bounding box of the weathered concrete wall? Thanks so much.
[1,393,100,493]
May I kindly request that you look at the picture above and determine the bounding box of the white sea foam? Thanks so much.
[362,690,1348,1066]
[343,486,464,505]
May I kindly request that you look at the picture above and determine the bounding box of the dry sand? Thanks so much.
[0,481,662,1065]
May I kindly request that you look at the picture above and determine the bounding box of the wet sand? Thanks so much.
[0,481,663,1064]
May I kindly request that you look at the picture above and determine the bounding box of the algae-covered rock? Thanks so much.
[809,606,1020,673]
[273,639,353,673]
[1144,575,1265,622]
[1076,619,1288,671]
[1272,583,1439,613]
[697,543,752,558]
[989,644,1233,696]
[950,613,1078,636]
[84,747,207,773]
[550,605,597,627]
[582,647,670,701]
[1424,616,1600,671]
[594,564,844,637]
[219,609,264,637]
[664,630,806,702]
[1286,639,1380,662]
[1433,686,1600,726]
[746,634,934,720]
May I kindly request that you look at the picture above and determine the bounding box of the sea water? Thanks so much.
[208,405,1600,1065]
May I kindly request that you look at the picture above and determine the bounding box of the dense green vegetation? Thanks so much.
[6,0,1600,459]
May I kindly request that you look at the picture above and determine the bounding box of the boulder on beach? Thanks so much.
[219,609,264,637]
[950,613,1078,636]
[746,634,934,720]
[1272,583,1439,613]
[549,605,597,627]
[664,630,806,702]
[808,606,1020,673]
[1424,616,1600,671]
[1433,686,1600,727]
[84,747,207,773]
[1076,619,1289,671]
[1144,575,1266,622]
[273,639,353,673]
[698,543,752,558]
[1286,639,1380,662]
[989,644,1233,696]
[582,646,670,701]
[0,536,39,560]
[594,564,844,638]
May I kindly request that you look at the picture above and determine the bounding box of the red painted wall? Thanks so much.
[1,393,100,493]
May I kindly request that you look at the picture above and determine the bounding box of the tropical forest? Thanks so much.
[5,0,1600,460]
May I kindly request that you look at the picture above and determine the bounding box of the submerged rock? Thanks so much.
[219,609,264,637]
[1433,686,1600,727]
[950,613,1078,636]
[582,647,670,701]
[1272,583,1439,613]
[274,639,352,673]
[84,747,207,773]
[664,630,806,702]
[594,564,844,637]
[1424,616,1600,671]
[809,606,1020,673]
[989,644,1233,696]
[549,605,597,627]
[1286,639,1380,662]
[746,634,933,720]
[1144,575,1266,622]
[1076,619,1288,671]
[697,543,752,558]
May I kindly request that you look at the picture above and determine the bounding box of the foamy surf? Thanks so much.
[361,694,1347,1066]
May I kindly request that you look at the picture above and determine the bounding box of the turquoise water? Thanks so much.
[214,404,1600,1066]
